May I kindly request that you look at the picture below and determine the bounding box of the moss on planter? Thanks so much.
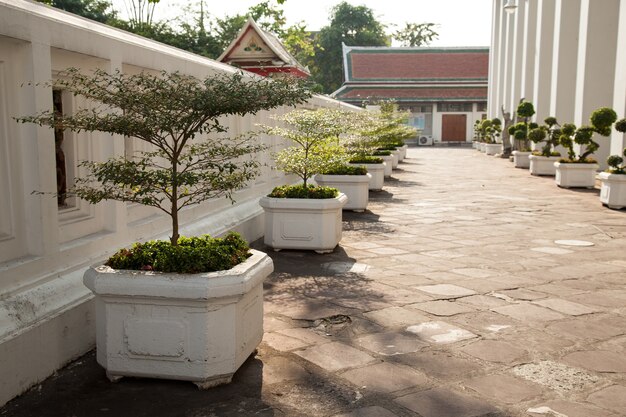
[268,184,339,199]
[105,232,250,273]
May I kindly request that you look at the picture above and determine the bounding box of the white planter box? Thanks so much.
[390,150,400,169]
[598,172,626,209]
[529,155,559,176]
[259,193,347,253]
[484,143,501,156]
[472,141,479,149]
[554,162,599,188]
[376,155,393,177]
[83,249,273,388]
[398,145,408,161]
[314,173,371,212]
[512,151,531,168]
[349,162,385,190]
[479,143,486,152]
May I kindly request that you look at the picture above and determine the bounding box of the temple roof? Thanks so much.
[217,17,310,77]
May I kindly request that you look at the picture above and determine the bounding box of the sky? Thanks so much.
[110,0,493,47]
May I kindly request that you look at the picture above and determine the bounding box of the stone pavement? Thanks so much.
[2,147,625,417]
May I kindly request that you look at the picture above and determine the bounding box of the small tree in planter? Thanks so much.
[483,118,502,155]
[597,118,626,207]
[260,109,351,253]
[555,108,617,187]
[510,101,536,168]
[17,68,311,387]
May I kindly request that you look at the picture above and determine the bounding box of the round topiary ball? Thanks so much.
[615,118,626,133]
[607,155,623,169]
[561,123,576,136]
[544,116,558,127]
[517,101,535,118]
[590,107,617,130]
[528,128,546,143]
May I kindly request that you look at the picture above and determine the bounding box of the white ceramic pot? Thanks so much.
[484,143,501,156]
[349,162,385,191]
[83,249,273,389]
[598,172,626,209]
[554,162,599,188]
[314,173,371,212]
[512,151,531,168]
[529,155,559,176]
[259,193,348,253]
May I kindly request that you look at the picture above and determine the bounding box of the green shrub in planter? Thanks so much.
[322,165,368,175]
[268,184,339,199]
[606,119,626,174]
[529,116,561,157]
[559,107,617,163]
[349,156,384,164]
[373,150,392,156]
[106,232,250,273]
[511,101,535,151]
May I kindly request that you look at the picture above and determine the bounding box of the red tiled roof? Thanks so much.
[347,48,489,81]
[336,86,488,101]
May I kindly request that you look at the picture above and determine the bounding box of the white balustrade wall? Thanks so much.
[0,0,359,405]
[488,0,626,169]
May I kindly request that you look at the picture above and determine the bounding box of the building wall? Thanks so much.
[489,0,626,169]
[432,103,487,143]
[0,0,358,406]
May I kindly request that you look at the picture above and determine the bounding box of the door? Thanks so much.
[441,114,467,141]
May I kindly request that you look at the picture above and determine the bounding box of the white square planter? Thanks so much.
[554,162,599,188]
[314,173,371,212]
[598,172,626,209]
[350,163,385,191]
[484,143,501,156]
[398,145,408,161]
[529,155,559,176]
[479,143,486,152]
[376,155,393,177]
[512,151,531,168]
[390,150,400,169]
[259,193,348,253]
[83,249,273,388]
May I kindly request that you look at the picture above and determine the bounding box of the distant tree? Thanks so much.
[309,2,388,94]
[36,0,117,23]
[393,22,439,47]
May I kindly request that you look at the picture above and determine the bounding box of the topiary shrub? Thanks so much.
[268,184,339,199]
[373,150,392,156]
[105,232,251,273]
[349,156,384,164]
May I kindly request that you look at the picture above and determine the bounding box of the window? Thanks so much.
[476,102,487,112]
[52,89,68,207]
[438,103,473,112]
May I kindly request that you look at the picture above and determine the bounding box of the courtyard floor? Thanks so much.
[2,147,625,417]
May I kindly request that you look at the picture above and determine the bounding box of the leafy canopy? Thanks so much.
[17,68,311,244]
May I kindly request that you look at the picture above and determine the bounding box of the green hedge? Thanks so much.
[322,165,368,175]
[105,232,251,274]
[349,156,384,164]
[268,184,339,199]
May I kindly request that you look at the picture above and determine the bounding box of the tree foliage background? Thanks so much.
[37,0,438,94]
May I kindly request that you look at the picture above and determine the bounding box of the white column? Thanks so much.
[611,0,626,155]
[488,0,502,118]
[574,0,620,169]
[549,0,581,123]
[532,0,556,122]
[507,0,526,114]
[16,41,58,256]
[496,4,508,118]
[501,6,514,115]
[519,0,537,105]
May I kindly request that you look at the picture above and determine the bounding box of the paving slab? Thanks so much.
[586,385,626,414]
[355,331,427,356]
[294,342,377,372]
[512,360,601,394]
[394,387,502,417]
[340,362,429,393]
[532,298,597,316]
[462,374,544,404]
[415,284,477,299]
[333,406,399,417]
[562,350,626,373]
[405,321,478,344]
[262,356,310,385]
[459,340,527,364]
[408,300,476,316]
[546,315,626,341]
[363,306,430,328]
[492,303,566,322]
[527,400,617,417]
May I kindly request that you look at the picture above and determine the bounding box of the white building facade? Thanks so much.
[488,0,626,169]
[0,0,357,406]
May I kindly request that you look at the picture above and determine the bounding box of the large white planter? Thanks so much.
[484,143,501,156]
[472,141,479,150]
[389,150,400,169]
[314,173,372,212]
[554,162,599,188]
[398,145,408,161]
[598,172,626,209]
[529,155,559,176]
[83,249,273,388]
[479,142,486,152]
[349,162,385,190]
[512,151,531,168]
[259,193,348,253]
[376,155,393,177]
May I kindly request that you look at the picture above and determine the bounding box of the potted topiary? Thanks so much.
[483,118,503,155]
[528,117,562,176]
[17,68,310,388]
[472,120,482,150]
[598,118,626,208]
[315,164,372,212]
[348,155,385,190]
[260,109,349,253]
[511,101,535,168]
[555,108,616,188]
